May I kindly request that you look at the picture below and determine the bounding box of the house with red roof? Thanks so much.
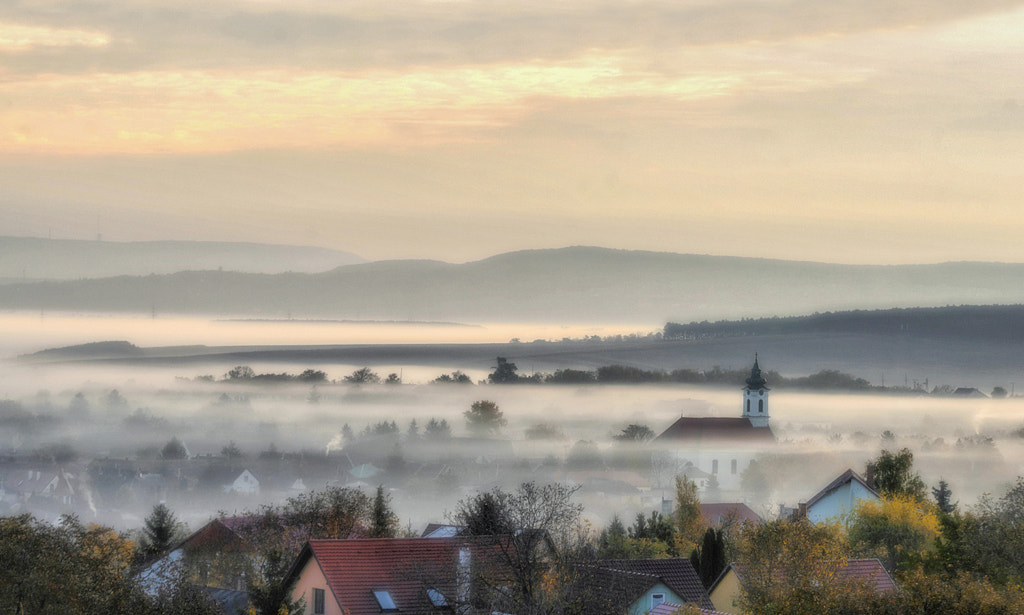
[138,516,253,597]
[284,537,510,615]
[708,558,895,614]
[699,503,762,527]
[649,603,731,615]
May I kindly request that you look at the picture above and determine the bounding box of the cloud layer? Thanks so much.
[2,0,1023,264]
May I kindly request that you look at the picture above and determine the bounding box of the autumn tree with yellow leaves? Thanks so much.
[847,494,940,572]
[674,475,706,554]
[735,517,850,615]
[0,514,220,615]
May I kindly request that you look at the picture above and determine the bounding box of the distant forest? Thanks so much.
[664,304,1024,343]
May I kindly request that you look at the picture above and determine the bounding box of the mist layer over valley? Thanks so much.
[3,314,1022,537]
[4,240,1024,581]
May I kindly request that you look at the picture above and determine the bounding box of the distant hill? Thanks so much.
[3,246,1024,323]
[0,236,364,281]
[23,340,146,361]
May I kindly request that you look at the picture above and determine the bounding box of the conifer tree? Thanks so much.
[141,503,185,557]
[369,485,398,538]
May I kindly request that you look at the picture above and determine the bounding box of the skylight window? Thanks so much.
[427,588,448,608]
[373,590,398,611]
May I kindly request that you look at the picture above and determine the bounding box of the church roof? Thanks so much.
[653,417,775,444]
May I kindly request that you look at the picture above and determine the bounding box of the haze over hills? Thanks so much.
[3,246,1024,323]
[0,236,364,281]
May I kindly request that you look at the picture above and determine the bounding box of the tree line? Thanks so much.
[663,304,1024,343]
[191,359,874,390]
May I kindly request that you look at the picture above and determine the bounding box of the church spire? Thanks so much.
[745,353,768,390]
[743,354,770,427]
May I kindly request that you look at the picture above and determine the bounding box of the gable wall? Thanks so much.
[291,556,344,615]
[709,570,743,615]
[627,582,685,615]
[807,481,879,525]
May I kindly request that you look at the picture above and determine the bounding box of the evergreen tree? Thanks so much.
[693,527,726,588]
[598,515,630,559]
[141,504,184,557]
[425,418,452,440]
[932,479,957,514]
[369,485,398,538]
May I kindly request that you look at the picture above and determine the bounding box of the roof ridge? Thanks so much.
[803,468,880,508]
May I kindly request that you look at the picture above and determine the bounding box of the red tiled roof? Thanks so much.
[837,559,897,593]
[729,558,895,594]
[653,417,775,444]
[650,602,731,615]
[179,517,250,552]
[291,537,508,615]
[700,503,762,526]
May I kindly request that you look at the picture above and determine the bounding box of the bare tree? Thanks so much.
[451,482,587,615]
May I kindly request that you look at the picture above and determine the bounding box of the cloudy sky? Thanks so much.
[1,0,1023,263]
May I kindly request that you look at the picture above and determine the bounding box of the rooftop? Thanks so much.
[654,417,775,444]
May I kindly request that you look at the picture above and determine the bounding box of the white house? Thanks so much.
[225,469,260,496]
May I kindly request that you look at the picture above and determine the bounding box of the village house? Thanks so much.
[0,464,84,513]
[700,502,762,527]
[284,537,508,615]
[796,468,881,525]
[573,558,715,615]
[139,516,252,595]
[709,558,896,614]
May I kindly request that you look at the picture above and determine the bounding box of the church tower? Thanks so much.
[743,355,770,428]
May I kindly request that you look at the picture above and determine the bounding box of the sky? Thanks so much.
[1,0,1023,264]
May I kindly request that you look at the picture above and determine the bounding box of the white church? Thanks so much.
[652,357,776,493]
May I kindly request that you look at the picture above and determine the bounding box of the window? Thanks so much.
[651,593,666,608]
[758,399,764,413]
[745,399,750,413]
[313,588,326,615]
[373,590,398,612]
[712,459,718,474]
[731,459,737,474]
[427,588,448,608]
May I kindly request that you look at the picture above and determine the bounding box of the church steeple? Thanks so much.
[742,354,770,428]
[745,354,768,390]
